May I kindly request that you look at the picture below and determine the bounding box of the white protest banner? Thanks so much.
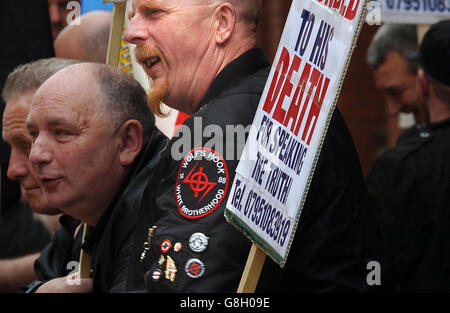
[225,0,367,267]
[372,0,450,24]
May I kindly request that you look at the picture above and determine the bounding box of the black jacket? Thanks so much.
[126,48,383,292]
[366,118,450,292]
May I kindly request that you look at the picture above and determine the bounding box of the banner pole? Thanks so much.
[78,1,127,278]
[105,1,127,67]
[237,243,267,293]
[78,223,91,278]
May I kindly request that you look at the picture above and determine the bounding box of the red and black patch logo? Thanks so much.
[185,258,205,279]
[175,147,229,219]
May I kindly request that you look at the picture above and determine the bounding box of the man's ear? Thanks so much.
[418,68,430,99]
[118,120,144,166]
[213,2,236,45]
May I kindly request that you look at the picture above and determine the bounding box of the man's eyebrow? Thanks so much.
[25,119,35,130]
[47,118,69,127]
[11,132,32,143]
[26,117,75,130]
[128,8,135,20]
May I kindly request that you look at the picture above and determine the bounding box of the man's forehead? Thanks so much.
[133,0,208,8]
[2,104,32,142]
[26,107,84,137]
[133,0,169,7]
[3,93,34,123]
[48,0,71,4]
[33,66,96,109]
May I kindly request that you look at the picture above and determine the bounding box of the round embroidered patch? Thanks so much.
[185,258,205,279]
[189,233,209,253]
[144,269,162,285]
[152,269,162,281]
[160,240,172,253]
[174,242,182,252]
[175,147,229,219]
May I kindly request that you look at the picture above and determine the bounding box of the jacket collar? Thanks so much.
[82,128,168,254]
[426,117,450,131]
[195,47,270,112]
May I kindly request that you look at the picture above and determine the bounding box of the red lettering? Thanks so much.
[313,0,360,20]
[344,0,360,20]
[284,63,311,134]
[302,74,330,145]
[263,47,290,115]
[293,66,320,136]
[333,0,342,10]
[273,55,302,125]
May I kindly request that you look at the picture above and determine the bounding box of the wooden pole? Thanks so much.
[237,243,267,293]
[78,223,91,278]
[105,1,127,67]
[77,0,128,279]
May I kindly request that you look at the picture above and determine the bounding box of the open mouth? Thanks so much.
[144,56,161,71]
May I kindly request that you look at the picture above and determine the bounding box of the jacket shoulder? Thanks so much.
[199,67,271,126]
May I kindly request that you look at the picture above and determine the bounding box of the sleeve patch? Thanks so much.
[175,147,229,219]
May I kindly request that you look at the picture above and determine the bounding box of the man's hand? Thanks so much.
[35,273,93,293]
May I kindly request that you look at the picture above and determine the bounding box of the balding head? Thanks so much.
[227,0,262,32]
[33,62,154,136]
[54,11,112,63]
[197,0,262,32]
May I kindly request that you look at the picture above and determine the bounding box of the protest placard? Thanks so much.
[225,0,368,271]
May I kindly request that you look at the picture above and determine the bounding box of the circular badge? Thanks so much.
[185,258,205,279]
[160,240,172,253]
[152,269,162,281]
[420,131,430,138]
[189,232,209,253]
[175,147,229,219]
[144,269,162,285]
[174,242,182,252]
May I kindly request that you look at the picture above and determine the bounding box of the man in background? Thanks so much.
[366,20,450,292]
[54,10,112,63]
[48,0,72,40]
[1,0,56,292]
[1,58,78,292]
[367,24,422,124]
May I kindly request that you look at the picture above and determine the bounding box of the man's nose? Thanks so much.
[386,98,401,116]
[7,150,29,181]
[48,3,61,24]
[29,136,53,167]
[124,17,149,45]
